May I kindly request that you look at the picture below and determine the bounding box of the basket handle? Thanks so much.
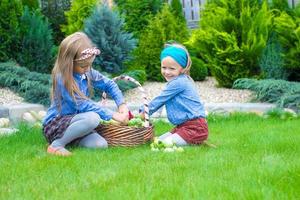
[100,75,150,127]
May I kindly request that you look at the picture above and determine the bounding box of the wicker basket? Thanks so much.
[95,75,154,147]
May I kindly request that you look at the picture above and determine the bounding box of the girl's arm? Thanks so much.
[57,77,115,121]
[144,78,185,115]
[88,69,125,107]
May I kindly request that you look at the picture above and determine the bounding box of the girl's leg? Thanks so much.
[51,112,100,148]
[78,132,108,148]
[162,133,188,146]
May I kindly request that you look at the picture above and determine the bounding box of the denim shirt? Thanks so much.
[43,69,124,125]
[147,74,206,125]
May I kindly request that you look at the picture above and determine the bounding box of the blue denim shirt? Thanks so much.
[146,74,206,125]
[43,69,124,125]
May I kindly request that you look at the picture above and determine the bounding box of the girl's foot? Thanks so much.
[47,145,72,156]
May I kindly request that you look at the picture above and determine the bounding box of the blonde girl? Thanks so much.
[141,41,209,145]
[43,32,129,156]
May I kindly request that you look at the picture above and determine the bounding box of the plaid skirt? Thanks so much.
[171,118,208,145]
[42,115,75,144]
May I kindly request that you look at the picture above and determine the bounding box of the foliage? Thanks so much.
[190,56,208,81]
[84,5,137,73]
[259,32,288,80]
[41,0,71,44]
[115,0,163,38]
[21,0,39,10]
[273,4,300,81]
[0,0,23,62]
[17,7,55,73]
[0,62,51,106]
[170,0,185,21]
[188,0,272,88]
[233,78,300,112]
[61,0,98,36]
[133,4,189,81]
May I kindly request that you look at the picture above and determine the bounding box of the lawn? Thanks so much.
[0,113,299,199]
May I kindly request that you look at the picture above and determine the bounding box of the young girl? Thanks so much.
[141,42,208,146]
[43,32,129,156]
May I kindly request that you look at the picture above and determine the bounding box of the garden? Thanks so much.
[0,0,300,198]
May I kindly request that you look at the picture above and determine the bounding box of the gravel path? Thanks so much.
[124,77,253,105]
[0,77,254,105]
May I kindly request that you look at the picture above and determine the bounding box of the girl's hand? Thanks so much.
[118,103,129,114]
[140,112,145,120]
[112,112,129,125]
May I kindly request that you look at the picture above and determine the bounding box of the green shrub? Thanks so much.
[188,0,272,87]
[259,32,288,80]
[133,4,189,81]
[115,0,162,39]
[0,0,23,61]
[17,7,55,73]
[233,78,300,112]
[84,5,137,73]
[190,57,208,81]
[41,0,71,44]
[61,0,98,36]
[21,0,39,10]
[0,62,51,106]
[273,5,300,81]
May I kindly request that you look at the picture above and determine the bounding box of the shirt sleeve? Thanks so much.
[147,78,185,116]
[57,76,114,121]
[88,69,125,107]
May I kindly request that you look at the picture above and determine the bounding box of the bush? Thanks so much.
[21,0,39,10]
[115,0,162,39]
[84,5,137,73]
[233,78,300,112]
[133,4,189,81]
[61,0,98,36]
[273,4,300,81]
[188,0,272,87]
[41,0,71,44]
[0,62,51,106]
[0,0,23,61]
[259,32,288,80]
[190,57,208,81]
[17,7,55,73]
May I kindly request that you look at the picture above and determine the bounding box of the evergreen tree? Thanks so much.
[170,0,185,21]
[22,0,39,10]
[17,7,55,73]
[115,0,163,38]
[61,0,98,36]
[259,32,288,80]
[41,0,71,44]
[134,4,189,81]
[84,4,137,73]
[0,0,23,61]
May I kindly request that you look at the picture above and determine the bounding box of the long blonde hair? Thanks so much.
[51,32,95,105]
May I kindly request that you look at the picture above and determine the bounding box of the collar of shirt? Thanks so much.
[73,72,87,81]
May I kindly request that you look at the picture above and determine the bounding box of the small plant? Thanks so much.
[150,137,184,153]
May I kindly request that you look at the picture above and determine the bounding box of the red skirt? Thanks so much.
[171,118,208,145]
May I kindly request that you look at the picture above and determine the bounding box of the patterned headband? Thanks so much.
[74,47,101,61]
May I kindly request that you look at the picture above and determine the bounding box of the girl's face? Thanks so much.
[73,64,91,74]
[161,57,184,81]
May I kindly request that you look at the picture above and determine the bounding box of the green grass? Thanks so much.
[0,113,300,199]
